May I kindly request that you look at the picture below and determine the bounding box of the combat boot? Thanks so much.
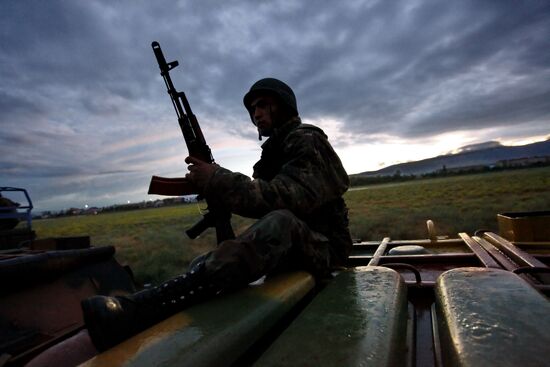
[81,259,219,351]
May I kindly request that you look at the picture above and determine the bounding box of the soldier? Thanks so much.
[81,78,352,351]
[0,193,20,230]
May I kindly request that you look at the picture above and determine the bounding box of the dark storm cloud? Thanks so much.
[140,0,550,140]
[1,0,549,210]
[289,1,550,138]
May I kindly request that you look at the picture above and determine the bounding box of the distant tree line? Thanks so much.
[36,196,198,219]
[349,159,550,187]
[349,171,416,187]
[35,158,550,216]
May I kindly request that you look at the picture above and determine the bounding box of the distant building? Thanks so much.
[84,207,100,215]
[68,208,82,215]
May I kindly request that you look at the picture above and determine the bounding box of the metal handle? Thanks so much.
[382,263,422,285]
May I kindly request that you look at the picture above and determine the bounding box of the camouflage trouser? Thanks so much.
[198,209,331,290]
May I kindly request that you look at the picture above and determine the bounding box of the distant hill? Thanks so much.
[356,139,550,177]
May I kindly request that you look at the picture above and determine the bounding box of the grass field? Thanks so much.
[33,166,550,285]
[346,166,550,240]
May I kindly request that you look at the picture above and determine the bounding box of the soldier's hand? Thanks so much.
[185,156,219,192]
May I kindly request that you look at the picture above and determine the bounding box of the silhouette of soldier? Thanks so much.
[0,193,20,230]
[81,78,352,351]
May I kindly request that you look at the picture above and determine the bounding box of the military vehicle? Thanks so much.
[1,207,549,366]
[0,187,137,366]
[0,187,35,250]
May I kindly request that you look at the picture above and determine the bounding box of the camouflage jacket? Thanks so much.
[204,117,352,265]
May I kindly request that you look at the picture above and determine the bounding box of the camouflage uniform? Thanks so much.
[199,116,352,287]
[81,80,353,351]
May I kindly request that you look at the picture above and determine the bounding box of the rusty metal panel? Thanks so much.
[498,211,550,242]
[0,247,116,291]
[0,247,136,365]
[368,237,390,266]
[254,267,408,367]
[0,228,35,250]
[482,232,548,269]
[458,233,501,269]
[434,267,550,367]
[30,236,91,251]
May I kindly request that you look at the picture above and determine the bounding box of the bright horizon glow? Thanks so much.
[33,130,547,212]
[302,118,549,175]
[29,121,547,212]
[339,133,549,174]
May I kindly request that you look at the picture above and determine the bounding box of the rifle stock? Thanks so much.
[150,42,234,243]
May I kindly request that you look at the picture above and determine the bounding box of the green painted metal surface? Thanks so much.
[435,267,550,367]
[254,266,408,367]
[81,271,314,367]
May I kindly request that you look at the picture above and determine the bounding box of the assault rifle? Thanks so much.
[148,41,234,243]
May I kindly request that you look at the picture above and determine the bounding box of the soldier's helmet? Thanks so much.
[243,78,298,122]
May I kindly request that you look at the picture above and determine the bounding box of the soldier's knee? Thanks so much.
[251,209,311,239]
[261,209,299,227]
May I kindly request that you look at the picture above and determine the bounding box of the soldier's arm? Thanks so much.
[203,131,348,218]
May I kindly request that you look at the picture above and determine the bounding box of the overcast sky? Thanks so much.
[1,0,549,212]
